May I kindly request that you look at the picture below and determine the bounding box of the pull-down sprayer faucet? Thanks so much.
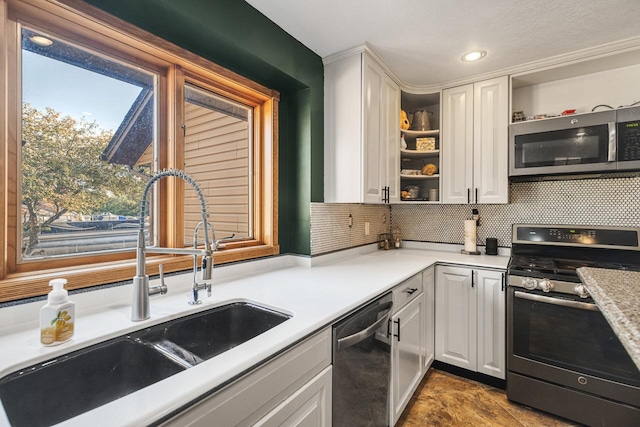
[131,169,214,321]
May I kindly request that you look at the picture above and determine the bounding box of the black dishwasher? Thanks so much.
[332,293,393,427]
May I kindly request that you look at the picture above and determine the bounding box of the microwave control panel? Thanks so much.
[617,106,640,162]
[618,120,640,161]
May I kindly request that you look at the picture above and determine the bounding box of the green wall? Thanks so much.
[84,0,323,255]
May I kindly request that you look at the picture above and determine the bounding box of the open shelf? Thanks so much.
[401,149,439,158]
[401,129,439,136]
[400,174,440,180]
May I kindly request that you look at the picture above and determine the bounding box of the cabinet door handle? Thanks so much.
[387,318,392,338]
[475,188,478,204]
[501,273,505,291]
[405,287,418,295]
[386,186,390,203]
[394,318,401,341]
[467,188,470,204]
[471,270,475,288]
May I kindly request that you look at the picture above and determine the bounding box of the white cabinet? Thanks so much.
[161,329,332,427]
[390,273,425,425]
[324,49,400,203]
[435,265,477,370]
[435,266,506,379]
[441,76,509,204]
[254,367,331,427]
[383,74,401,202]
[422,266,435,371]
[476,269,506,378]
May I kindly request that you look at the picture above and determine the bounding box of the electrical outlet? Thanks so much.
[365,222,370,235]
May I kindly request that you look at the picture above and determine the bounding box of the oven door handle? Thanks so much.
[337,302,393,350]
[515,291,599,312]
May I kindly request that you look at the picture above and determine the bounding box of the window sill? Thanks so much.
[0,244,279,303]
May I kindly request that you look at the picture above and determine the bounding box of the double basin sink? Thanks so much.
[0,302,290,427]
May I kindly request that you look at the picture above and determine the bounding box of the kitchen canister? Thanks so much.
[485,238,498,255]
[410,109,432,131]
[429,188,438,201]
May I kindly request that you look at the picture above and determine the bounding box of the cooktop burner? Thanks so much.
[508,256,556,275]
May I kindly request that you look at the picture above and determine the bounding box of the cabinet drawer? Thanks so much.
[392,272,423,314]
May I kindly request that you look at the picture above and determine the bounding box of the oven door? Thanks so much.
[509,110,617,176]
[508,287,640,407]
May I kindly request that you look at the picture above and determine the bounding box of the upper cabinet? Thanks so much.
[324,48,400,203]
[441,76,509,204]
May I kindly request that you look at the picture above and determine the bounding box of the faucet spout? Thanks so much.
[131,169,214,322]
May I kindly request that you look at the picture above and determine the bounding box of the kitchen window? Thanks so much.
[0,0,279,301]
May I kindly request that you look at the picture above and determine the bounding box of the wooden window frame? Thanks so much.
[0,0,279,302]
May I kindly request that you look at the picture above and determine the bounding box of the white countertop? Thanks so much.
[576,267,640,371]
[0,244,508,426]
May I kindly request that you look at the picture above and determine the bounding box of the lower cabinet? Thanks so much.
[423,266,435,371]
[389,271,428,426]
[254,367,332,427]
[435,265,506,379]
[161,328,332,427]
[390,295,424,425]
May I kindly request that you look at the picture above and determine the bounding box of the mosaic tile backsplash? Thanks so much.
[311,176,640,255]
[310,203,390,255]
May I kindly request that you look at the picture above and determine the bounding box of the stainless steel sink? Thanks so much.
[0,302,290,427]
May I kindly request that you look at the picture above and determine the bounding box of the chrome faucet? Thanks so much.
[132,169,214,321]
[191,221,214,305]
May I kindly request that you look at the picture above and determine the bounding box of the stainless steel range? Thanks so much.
[506,224,640,426]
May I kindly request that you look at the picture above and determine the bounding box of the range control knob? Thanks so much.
[522,278,538,290]
[574,284,590,298]
[539,279,554,293]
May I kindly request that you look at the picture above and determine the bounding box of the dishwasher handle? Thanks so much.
[337,302,393,350]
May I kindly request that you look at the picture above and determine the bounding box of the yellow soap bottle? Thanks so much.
[40,278,75,346]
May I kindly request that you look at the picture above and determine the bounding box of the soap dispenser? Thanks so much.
[40,278,75,346]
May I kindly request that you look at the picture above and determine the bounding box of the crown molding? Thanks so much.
[324,36,640,94]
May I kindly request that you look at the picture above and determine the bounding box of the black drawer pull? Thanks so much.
[405,287,418,295]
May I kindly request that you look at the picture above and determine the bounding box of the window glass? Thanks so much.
[183,84,252,246]
[20,27,157,260]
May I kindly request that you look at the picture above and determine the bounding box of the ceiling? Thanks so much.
[245,0,640,87]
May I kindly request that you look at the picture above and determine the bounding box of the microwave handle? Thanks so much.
[608,121,616,162]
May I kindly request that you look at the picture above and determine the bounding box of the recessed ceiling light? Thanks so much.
[29,35,53,47]
[461,50,487,62]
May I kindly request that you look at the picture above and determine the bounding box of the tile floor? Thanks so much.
[397,369,581,426]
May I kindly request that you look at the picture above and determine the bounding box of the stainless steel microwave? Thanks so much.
[509,106,640,177]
